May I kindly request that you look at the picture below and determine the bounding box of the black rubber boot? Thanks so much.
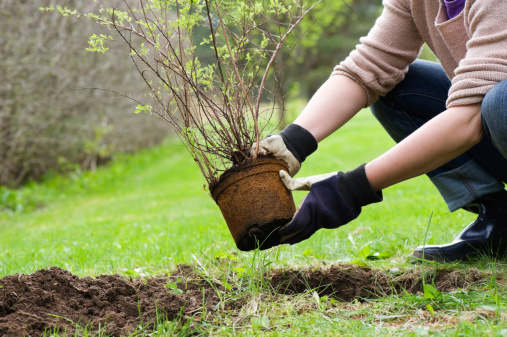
[412,190,507,262]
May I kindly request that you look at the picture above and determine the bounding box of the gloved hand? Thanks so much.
[251,124,317,176]
[278,164,383,244]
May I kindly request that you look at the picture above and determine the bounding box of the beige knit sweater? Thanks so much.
[332,0,507,108]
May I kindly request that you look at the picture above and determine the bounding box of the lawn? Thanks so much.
[1,110,506,336]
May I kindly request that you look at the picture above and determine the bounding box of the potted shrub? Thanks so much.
[46,0,320,251]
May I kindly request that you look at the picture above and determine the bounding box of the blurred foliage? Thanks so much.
[0,0,168,187]
[261,0,381,127]
[193,0,380,102]
[419,43,439,62]
[280,0,381,99]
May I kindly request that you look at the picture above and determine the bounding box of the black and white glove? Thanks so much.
[251,124,318,176]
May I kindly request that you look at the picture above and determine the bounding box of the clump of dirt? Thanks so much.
[0,265,224,337]
[271,264,497,301]
[271,264,384,301]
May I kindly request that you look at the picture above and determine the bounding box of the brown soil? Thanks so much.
[0,265,226,337]
[270,264,494,302]
[0,264,498,336]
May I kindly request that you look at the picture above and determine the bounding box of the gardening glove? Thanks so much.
[278,164,383,245]
[251,124,318,176]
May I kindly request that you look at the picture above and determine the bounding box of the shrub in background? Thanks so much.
[0,0,168,187]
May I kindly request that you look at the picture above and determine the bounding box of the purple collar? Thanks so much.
[444,0,466,19]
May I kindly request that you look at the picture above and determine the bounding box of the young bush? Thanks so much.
[47,0,321,187]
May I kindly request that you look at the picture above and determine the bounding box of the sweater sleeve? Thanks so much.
[332,0,424,107]
[447,0,507,107]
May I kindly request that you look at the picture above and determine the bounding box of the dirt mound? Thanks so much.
[271,264,491,301]
[0,265,221,336]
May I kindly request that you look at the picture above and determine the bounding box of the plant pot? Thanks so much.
[210,157,296,251]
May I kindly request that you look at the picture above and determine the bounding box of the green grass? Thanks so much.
[2,110,506,336]
[0,141,229,276]
[0,110,477,276]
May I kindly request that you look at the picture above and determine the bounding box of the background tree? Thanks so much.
[0,0,167,187]
[268,0,381,126]
[193,1,381,127]
[289,0,380,97]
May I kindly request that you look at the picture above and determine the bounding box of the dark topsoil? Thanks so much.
[0,264,497,336]
[0,265,218,336]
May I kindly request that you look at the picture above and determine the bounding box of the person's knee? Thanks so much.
[482,79,507,156]
[482,80,507,131]
[370,97,387,120]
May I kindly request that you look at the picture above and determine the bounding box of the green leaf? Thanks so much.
[357,245,372,259]
[165,282,183,295]
[426,304,435,315]
[233,267,246,277]
[124,269,139,277]
[251,315,270,329]
[86,34,109,53]
[423,284,440,300]
[135,104,152,114]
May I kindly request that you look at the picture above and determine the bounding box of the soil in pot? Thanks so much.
[210,157,296,251]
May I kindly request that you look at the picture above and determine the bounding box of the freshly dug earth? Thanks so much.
[0,264,498,336]
[271,264,495,301]
[0,265,223,336]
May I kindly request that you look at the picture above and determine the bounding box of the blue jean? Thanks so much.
[370,60,507,211]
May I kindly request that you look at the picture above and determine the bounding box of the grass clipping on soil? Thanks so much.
[0,263,499,336]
